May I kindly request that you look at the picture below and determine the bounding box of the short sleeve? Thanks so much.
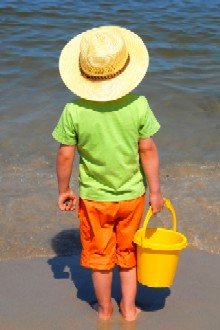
[138,96,161,139]
[52,103,77,145]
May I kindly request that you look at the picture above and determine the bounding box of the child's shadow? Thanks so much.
[47,229,170,311]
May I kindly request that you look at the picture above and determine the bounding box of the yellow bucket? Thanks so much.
[133,198,187,287]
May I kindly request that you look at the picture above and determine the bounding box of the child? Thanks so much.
[52,26,164,321]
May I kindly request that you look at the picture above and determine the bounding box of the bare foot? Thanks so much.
[98,301,114,320]
[119,301,141,321]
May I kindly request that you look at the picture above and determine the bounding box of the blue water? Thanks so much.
[0,0,220,258]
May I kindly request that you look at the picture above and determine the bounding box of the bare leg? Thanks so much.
[92,269,114,320]
[119,266,141,321]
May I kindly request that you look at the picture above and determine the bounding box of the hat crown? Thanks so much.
[79,27,128,77]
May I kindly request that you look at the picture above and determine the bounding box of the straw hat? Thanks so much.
[59,26,149,101]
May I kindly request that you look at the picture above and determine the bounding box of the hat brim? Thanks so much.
[59,26,149,101]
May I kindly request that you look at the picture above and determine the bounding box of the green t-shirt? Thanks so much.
[52,93,160,201]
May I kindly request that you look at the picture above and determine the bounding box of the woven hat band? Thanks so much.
[79,54,130,81]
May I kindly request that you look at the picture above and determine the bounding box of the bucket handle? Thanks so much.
[142,198,177,231]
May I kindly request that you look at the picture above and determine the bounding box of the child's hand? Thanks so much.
[58,190,77,211]
[149,192,164,214]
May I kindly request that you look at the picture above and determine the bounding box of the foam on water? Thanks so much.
[0,157,219,259]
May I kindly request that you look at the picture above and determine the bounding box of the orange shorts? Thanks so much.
[78,194,145,270]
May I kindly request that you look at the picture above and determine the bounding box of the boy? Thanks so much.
[52,26,164,321]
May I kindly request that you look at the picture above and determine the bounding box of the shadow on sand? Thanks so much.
[47,229,170,311]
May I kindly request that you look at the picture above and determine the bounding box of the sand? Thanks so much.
[0,249,219,330]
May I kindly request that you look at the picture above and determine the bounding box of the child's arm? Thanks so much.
[138,137,164,214]
[56,144,77,211]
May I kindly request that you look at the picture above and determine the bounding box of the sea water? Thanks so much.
[0,0,219,259]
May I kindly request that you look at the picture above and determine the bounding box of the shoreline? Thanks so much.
[0,245,218,263]
[1,161,220,260]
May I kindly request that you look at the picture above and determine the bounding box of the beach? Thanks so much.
[0,0,220,328]
[1,250,220,329]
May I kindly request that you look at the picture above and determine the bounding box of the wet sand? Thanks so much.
[1,249,220,330]
[0,162,219,260]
